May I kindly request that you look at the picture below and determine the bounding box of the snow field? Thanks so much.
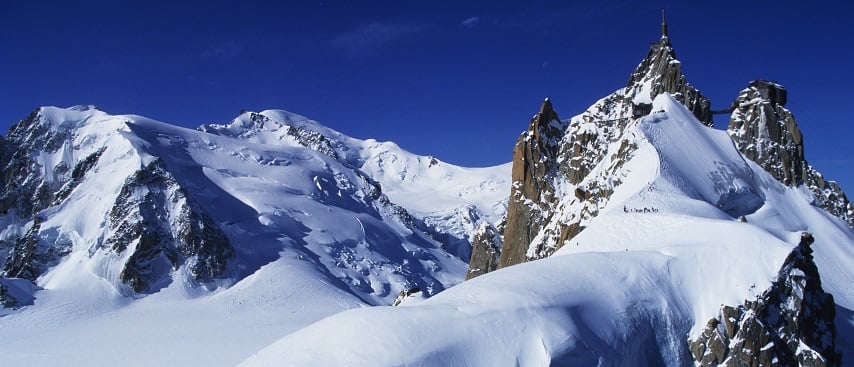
[240,95,853,366]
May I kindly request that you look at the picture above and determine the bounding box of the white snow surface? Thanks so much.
[0,106,509,366]
[241,95,854,366]
[1,96,851,367]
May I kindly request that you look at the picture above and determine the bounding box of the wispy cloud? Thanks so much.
[460,16,480,28]
[332,22,431,57]
[201,41,243,60]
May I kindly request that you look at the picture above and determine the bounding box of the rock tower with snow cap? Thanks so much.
[483,13,717,272]
[728,80,854,227]
[626,10,712,125]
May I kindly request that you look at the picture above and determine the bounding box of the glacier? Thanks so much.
[0,106,509,365]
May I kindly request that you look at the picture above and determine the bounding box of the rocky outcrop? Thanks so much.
[690,233,841,366]
[466,222,502,280]
[0,277,38,309]
[498,99,565,268]
[54,147,105,203]
[805,168,853,227]
[391,287,422,306]
[728,81,853,227]
[105,159,234,293]
[0,108,64,219]
[479,16,703,274]
[285,123,340,160]
[0,109,89,280]
[728,81,805,186]
[626,30,712,126]
[0,107,236,294]
[2,215,69,281]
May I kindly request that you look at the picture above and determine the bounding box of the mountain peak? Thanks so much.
[68,104,99,112]
[747,79,787,106]
[728,80,853,227]
[625,14,712,125]
[534,98,559,130]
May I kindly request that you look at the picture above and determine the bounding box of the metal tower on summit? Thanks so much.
[660,9,670,43]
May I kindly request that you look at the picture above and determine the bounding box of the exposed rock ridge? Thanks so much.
[690,233,841,366]
[105,158,234,293]
[2,215,66,281]
[481,16,707,272]
[728,81,853,227]
[497,99,566,268]
[626,20,712,126]
[465,222,502,280]
[0,108,70,219]
[0,108,97,281]
[0,109,235,296]
[491,93,644,269]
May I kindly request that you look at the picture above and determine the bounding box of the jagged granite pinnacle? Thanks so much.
[728,80,853,227]
[474,14,711,274]
[690,233,841,366]
[466,222,502,280]
[497,98,564,269]
[626,20,712,126]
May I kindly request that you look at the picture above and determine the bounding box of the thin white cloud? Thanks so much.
[461,16,480,28]
[332,22,431,57]
[201,41,243,60]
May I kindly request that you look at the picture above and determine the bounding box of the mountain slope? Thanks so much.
[0,106,508,365]
[728,80,853,228]
[241,94,853,367]
[497,18,712,269]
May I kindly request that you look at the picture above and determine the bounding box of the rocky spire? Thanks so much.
[728,80,853,227]
[497,98,565,269]
[466,13,716,277]
[465,222,502,280]
[690,233,841,366]
[626,13,712,126]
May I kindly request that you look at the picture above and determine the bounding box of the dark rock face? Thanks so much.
[465,222,502,280]
[728,81,805,186]
[54,147,105,203]
[2,216,69,281]
[728,81,853,227]
[626,36,712,126]
[0,277,38,309]
[105,159,234,293]
[690,233,841,367]
[492,99,640,270]
[391,287,422,306]
[0,282,15,308]
[480,18,710,274]
[805,170,854,228]
[0,107,235,295]
[0,109,64,219]
[0,109,84,281]
[285,123,340,160]
[498,99,565,268]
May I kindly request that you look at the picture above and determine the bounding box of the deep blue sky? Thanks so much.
[2,1,852,191]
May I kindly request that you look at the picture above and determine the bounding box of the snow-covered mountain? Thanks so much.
[242,16,853,367]
[1,14,851,367]
[0,106,508,365]
[727,80,853,227]
[243,92,853,367]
